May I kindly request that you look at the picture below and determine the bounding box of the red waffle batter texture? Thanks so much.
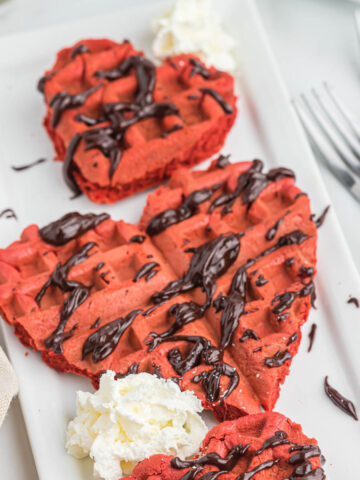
[0,159,317,421]
[39,39,237,203]
[125,412,325,480]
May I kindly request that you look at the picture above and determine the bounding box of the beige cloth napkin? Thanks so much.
[0,346,18,427]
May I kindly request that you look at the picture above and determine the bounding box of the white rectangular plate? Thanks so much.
[0,1,359,479]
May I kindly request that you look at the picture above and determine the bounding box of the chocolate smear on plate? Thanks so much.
[11,158,46,171]
[307,324,317,352]
[347,296,359,308]
[324,376,358,421]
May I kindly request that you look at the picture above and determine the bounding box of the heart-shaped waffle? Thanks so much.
[0,158,317,421]
[39,39,237,203]
[125,412,326,480]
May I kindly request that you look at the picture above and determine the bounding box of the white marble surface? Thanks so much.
[0,0,359,478]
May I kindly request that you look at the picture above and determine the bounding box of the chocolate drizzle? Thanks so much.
[82,309,142,362]
[0,208,17,220]
[208,160,295,214]
[311,206,330,228]
[133,262,159,282]
[287,332,298,345]
[146,184,222,236]
[172,443,249,480]
[63,55,181,189]
[213,264,248,349]
[38,212,109,246]
[265,210,289,241]
[129,235,146,244]
[115,362,139,379]
[255,274,268,286]
[215,154,230,169]
[255,430,290,455]
[172,430,325,480]
[272,281,316,315]
[192,362,239,402]
[37,71,56,93]
[71,44,89,58]
[286,257,295,267]
[324,376,358,421]
[264,349,292,368]
[307,324,317,352]
[161,335,221,376]
[90,317,101,329]
[287,445,326,479]
[239,329,259,342]
[36,242,97,353]
[146,234,240,350]
[236,459,280,480]
[189,58,211,79]
[11,158,46,171]
[50,84,102,128]
[200,88,233,114]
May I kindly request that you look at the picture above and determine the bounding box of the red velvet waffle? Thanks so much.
[125,412,325,480]
[39,39,237,203]
[0,159,317,421]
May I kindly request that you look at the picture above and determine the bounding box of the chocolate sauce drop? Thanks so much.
[215,154,231,169]
[287,332,298,346]
[264,349,292,368]
[133,262,159,282]
[129,235,146,244]
[82,309,142,363]
[90,317,101,329]
[255,274,268,286]
[71,44,89,58]
[11,158,46,171]
[39,212,109,246]
[285,257,295,267]
[307,324,317,352]
[324,376,358,421]
[347,296,359,308]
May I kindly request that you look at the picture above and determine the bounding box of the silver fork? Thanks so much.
[293,83,360,202]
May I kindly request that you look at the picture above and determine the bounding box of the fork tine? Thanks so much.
[293,96,360,202]
[311,87,360,161]
[301,91,360,176]
[323,82,360,141]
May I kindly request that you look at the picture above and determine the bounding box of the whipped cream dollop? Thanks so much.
[66,371,207,480]
[152,0,236,72]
